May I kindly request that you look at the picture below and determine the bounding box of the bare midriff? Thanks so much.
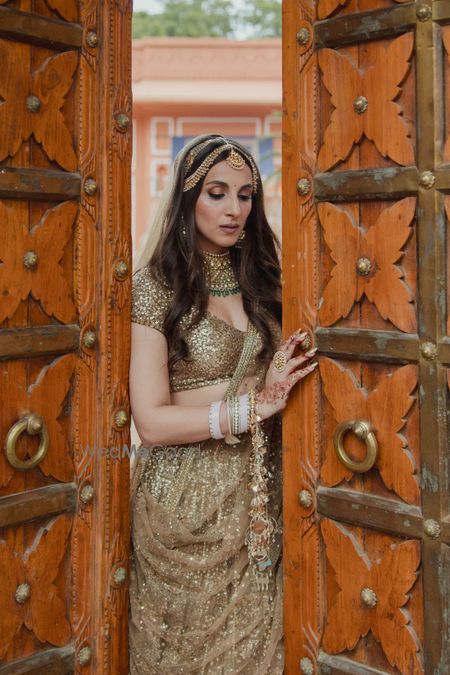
[170,373,261,406]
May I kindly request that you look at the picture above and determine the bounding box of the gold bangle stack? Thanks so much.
[232,397,240,436]
[246,389,278,591]
[224,395,240,445]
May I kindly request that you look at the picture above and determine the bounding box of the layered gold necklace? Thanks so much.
[201,250,240,297]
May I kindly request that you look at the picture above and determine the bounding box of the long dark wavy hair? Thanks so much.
[146,134,282,371]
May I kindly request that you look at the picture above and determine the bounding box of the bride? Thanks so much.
[128,134,317,673]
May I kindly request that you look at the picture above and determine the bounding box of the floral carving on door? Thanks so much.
[0,41,78,170]
[0,516,72,660]
[0,202,77,324]
[0,355,76,487]
[318,33,414,170]
[320,359,419,503]
[318,197,416,332]
[321,519,422,673]
[283,0,448,672]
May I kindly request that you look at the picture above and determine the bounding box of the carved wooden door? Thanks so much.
[282,1,449,673]
[0,2,131,673]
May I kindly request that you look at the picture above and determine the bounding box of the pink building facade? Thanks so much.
[132,37,282,260]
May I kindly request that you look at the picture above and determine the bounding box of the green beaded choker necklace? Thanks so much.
[201,250,241,297]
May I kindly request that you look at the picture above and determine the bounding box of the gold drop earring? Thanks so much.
[235,229,246,248]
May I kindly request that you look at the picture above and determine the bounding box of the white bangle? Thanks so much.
[209,400,224,439]
[239,394,249,434]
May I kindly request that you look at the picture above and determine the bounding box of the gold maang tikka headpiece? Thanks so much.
[183,141,259,194]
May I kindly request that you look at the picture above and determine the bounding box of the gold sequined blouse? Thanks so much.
[131,266,280,392]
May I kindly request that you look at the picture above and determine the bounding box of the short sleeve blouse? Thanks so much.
[131,267,173,334]
[131,266,280,393]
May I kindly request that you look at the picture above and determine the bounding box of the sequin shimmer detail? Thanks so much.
[129,266,284,673]
[129,417,284,674]
[131,267,277,392]
[131,266,172,334]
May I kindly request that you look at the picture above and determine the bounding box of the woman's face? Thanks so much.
[194,159,253,253]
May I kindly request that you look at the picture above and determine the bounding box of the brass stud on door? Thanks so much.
[361,587,377,607]
[114,408,128,428]
[296,28,311,46]
[82,330,96,349]
[297,178,311,196]
[416,3,432,21]
[356,257,372,276]
[114,259,129,280]
[80,484,94,504]
[23,250,38,270]
[116,112,130,130]
[15,583,31,604]
[84,178,98,196]
[420,341,437,361]
[353,95,368,114]
[114,567,127,585]
[26,95,41,113]
[299,657,314,674]
[423,519,441,539]
[86,30,99,47]
[78,646,92,666]
[298,489,313,509]
[419,170,435,189]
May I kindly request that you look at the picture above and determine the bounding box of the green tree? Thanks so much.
[132,0,236,39]
[240,0,281,38]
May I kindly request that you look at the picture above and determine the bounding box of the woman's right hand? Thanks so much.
[256,329,318,420]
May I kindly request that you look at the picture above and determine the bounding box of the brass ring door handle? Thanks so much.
[333,420,378,473]
[5,414,49,470]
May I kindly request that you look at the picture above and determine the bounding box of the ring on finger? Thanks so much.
[273,350,287,372]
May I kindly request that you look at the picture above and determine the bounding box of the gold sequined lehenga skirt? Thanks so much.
[129,414,283,674]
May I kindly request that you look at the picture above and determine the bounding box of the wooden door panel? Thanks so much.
[0,1,131,672]
[446,199,450,338]
[0,201,78,327]
[317,0,411,21]
[283,2,449,673]
[321,519,424,673]
[0,355,75,490]
[318,199,418,333]
[1,514,72,662]
[2,0,83,23]
[317,35,416,172]
[319,359,420,504]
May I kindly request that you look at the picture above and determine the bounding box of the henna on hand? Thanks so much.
[258,381,291,405]
[260,362,318,405]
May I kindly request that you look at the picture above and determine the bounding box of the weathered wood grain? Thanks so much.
[0,6,82,49]
[0,167,80,200]
[0,325,79,359]
[0,1,132,671]
[316,4,416,48]
[283,0,448,671]
[0,645,74,674]
[316,486,424,539]
[0,483,76,527]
